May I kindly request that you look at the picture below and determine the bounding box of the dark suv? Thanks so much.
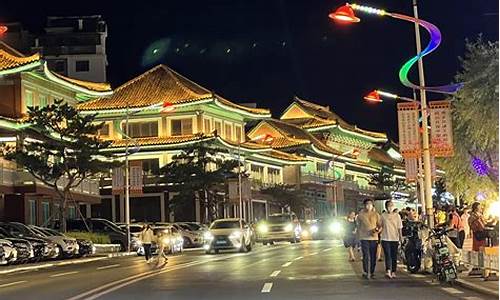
[62,219,127,250]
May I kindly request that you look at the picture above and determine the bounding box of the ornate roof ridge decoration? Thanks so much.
[0,49,42,75]
[77,64,270,117]
[49,71,112,92]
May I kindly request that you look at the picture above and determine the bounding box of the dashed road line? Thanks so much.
[410,274,426,278]
[261,282,273,293]
[270,270,281,277]
[309,252,318,256]
[322,248,333,252]
[441,287,463,294]
[463,297,483,300]
[294,256,303,261]
[424,280,439,285]
[282,262,292,267]
[97,264,121,270]
[0,280,27,288]
[50,271,79,278]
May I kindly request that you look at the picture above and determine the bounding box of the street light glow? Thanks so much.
[328,4,360,23]
[363,90,382,102]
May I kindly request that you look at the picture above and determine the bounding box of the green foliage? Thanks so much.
[1,99,119,231]
[65,231,111,244]
[440,37,499,203]
[161,143,239,222]
[260,184,309,216]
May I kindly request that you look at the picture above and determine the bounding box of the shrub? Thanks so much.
[65,231,111,244]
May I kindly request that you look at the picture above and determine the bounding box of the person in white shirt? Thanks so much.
[139,224,155,262]
[380,200,403,279]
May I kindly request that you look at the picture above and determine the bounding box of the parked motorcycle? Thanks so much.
[428,227,457,284]
[401,220,423,274]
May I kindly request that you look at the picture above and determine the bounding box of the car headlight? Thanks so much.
[257,224,268,233]
[162,237,171,245]
[330,222,342,234]
[204,232,214,241]
[284,224,293,232]
[301,230,309,237]
[310,225,318,233]
[229,231,242,239]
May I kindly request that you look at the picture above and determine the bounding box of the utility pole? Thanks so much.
[124,104,130,253]
[412,0,434,228]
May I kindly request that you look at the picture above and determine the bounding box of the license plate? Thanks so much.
[216,240,227,245]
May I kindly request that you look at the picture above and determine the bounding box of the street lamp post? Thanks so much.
[330,149,360,217]
[329,2,463,228]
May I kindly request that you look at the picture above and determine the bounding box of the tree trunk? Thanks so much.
[60,190,69,232]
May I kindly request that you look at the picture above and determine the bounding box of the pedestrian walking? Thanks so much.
[448,206,465,250]
[139,224,155,263]
[343,211,357,262]
[469,202,487,252]
[155,228,169,267]
[357,198,381,279]
[461,208,471,239]
[380,200,403,279]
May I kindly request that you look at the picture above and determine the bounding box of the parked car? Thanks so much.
[0,223,57,260]
[203,218,254,254]
[30,226,80,258]
[174,223,204,247]
[256,213,302,245]
[308,218,343,240]
[0,239,17,265]
[118,223,144,251]
[0,228,34,263]
[75,238,95,257]
[59,218,128,251]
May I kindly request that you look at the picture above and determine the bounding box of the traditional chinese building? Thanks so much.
[0,42,112,225]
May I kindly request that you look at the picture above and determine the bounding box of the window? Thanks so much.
[141,159,160,175]
[68,206,76,220]
[39,94,48,108]
[267,167,281,184]
[75,60,90,72]
[42,202,50,225]
[214,120,222,135]
[235,125,243,142]
[25,90,33,108]
[345,174,354,181]
[54,60,66,73]
[124,121,158,138]
[225,123,232,140]
[316,162,328,173]
[54,203,60,221]
[98,123,110,136]
[203,118,211,134]
[250,165,264,182]
[170,118,192,136]
[28,200,36,225]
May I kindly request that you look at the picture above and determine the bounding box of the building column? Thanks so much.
[119,194,125,222]
[86,204,91,218]
[160,193,166,222]
[111,196,116,222]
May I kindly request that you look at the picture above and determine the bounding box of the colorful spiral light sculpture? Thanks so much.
[349,3,464,94]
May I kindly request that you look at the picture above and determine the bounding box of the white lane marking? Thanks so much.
[261,282,273,293]
[309,252,318,256]
[463,297,483,300]
[0,280,27,288]
[410,274,425,278]
[294,256,303,261]
[97,264,121,270]
[424,280,439,285]
[282,262,292,267]
[270,270,281,277]
[322,248,333,252]
[441,287,463,294]
[50,271,79,278]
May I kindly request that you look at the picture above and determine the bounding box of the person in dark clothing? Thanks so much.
[343,211,357,262]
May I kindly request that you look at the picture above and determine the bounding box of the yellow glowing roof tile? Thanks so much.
[50,71,111,92]
[0,50,40,71]
[110,134,209,148]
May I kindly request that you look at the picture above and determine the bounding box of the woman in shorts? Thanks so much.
[343,211,358,261]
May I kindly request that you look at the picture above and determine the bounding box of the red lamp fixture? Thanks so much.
[0,26,8,36]
[363,90,382,102]
[328,4,360,23]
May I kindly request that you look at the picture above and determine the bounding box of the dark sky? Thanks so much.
[2,0,498,140]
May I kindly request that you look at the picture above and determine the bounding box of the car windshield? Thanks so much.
[2,223,36,237]
[128,226,143,233]
[178,224,192,231]
[267,215,291,224]
[41,228,64,237]
[94,219,122,232]
[211,221,240,229]
[30,227,48,237]
[185,223,202,231]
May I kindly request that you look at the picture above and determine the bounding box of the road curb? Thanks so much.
[455,278,499,297]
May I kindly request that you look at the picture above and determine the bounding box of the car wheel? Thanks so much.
[214,249,219,254]
[205,249,211,254]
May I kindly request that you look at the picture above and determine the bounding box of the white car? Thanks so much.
[136,226,183,256]
[30,226,79,258]
[0,239,17,265]
[174,223,204,247]
[203,218,254,254]
[119,224,144,251]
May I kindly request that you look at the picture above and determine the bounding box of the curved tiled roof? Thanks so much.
[78,64,270,116]
[109,134,211,148]
[50,71,111,92]
[0,50,40,72]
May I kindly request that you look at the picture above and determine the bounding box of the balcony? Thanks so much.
[0,162,99,197]
[300,171,378,192]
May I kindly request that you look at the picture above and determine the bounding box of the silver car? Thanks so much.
[30,226,79,258]
[0,239,17,265]
[203,219,254,254]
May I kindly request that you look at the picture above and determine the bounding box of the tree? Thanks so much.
[260,184,309,216]
[1,99,118,231]
[369,167,394,200]
[440,38,499,203]
[161,143,239,223]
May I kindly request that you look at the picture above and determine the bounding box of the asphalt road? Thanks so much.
[0,240,494,300]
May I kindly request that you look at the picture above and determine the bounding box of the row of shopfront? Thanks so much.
[0,42,409,225]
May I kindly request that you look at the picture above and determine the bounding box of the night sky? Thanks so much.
[2,0,499,140]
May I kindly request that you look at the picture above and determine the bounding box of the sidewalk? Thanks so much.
[456,272,499,297]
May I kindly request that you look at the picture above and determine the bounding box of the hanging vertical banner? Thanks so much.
[404,157,418,182]
[429,100,454,157]
[397,102,421,157]
[130,161,143,195]
[112,167,124,194]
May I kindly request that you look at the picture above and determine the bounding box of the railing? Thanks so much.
[0,163,99,196]
[300,172,379,192]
